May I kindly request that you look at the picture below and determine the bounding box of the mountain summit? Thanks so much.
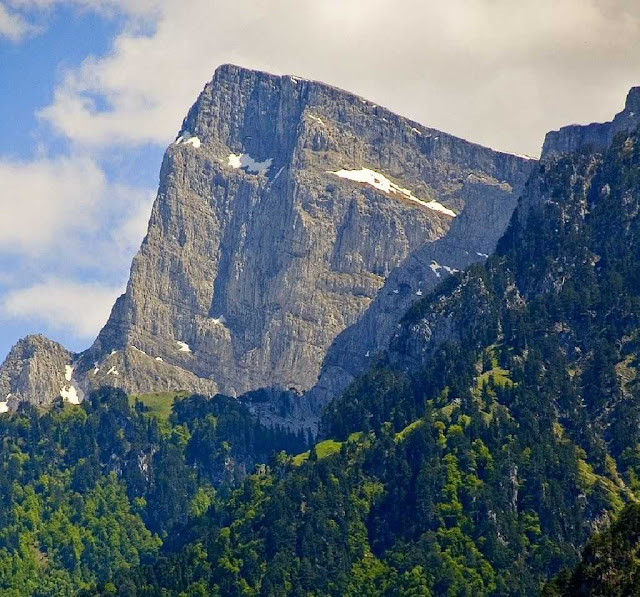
[0,64,539,412]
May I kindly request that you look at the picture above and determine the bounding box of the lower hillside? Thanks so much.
[0,389,305,595]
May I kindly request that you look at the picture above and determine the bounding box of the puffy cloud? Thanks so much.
[0,156,106,255]
[0,153,154,352]
[0,155,154,264]
[1,278,123,338]
[24,0,640,156]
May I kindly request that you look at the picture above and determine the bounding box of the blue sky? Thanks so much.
[1,0,639,363]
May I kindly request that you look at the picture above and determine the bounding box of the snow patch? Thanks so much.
[107,367,119,376]
[177,341,191,353]
[155,357,163,362]
[430,262,442,278]
[60,385,81,405]
[131,346,148,356]
[64,365,73,382]
[228,153,273,174]
[330,168,456,217]
[307,113,325,126]
[416,289,423,296]
[211,315,227,326]
[411,127,422,135]
[476,252,489,258]
[0,401,8,414]
[175,132,202,148]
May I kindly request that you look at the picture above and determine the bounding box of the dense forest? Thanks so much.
[2,127,640,595]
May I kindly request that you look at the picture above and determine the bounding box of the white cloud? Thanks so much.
[23,0,640,156]
[0,2,35,40]
[1,278,123,338]
[0,155,154,265]
[0,156,106,255]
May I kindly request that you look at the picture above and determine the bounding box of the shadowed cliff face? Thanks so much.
[1,64,534,410]
[542,87,640,159]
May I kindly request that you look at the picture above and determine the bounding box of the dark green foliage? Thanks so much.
[544,503,640,596]
[0,388,304,594]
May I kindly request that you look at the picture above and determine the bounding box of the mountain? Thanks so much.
[101,104,640,596]
[0,73,638,595]
[0,64,533,413]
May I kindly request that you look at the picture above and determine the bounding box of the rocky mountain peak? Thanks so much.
[0,335,77,409]
[1,64,535,413]
[624,86,640,112]
[541,86,640,159]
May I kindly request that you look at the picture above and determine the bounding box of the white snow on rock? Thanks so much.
[228,153,273,174]
[330,168,456,217]
[175,132,202,148]
[177,341,192,353]
[0,402,8,414]
[476,252,489,258]
[430,261,459,277]
[307,113,325,126]
[211,315,227,325]
[64,365,73,382]
[107,367,119,376]
[155,357,163,362]
[60,385,81,405]
[132,346,148,356]
[416,289,423,296]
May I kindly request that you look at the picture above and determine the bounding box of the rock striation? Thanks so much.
[1,65,534,411]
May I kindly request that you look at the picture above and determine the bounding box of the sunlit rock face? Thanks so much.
[1,64,534,413]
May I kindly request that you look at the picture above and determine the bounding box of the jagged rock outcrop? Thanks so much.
[0,335,77,409]
[0,65,535,411]
[542,87,640,159]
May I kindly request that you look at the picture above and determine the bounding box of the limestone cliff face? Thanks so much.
[1,64,534,409]
[76,64,532,399]
[542,87,640,159]
[0,335,76,409]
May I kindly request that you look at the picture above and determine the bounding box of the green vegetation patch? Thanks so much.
[292,439,343,466]
[476,367,514,391]
[129,391,189,419]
